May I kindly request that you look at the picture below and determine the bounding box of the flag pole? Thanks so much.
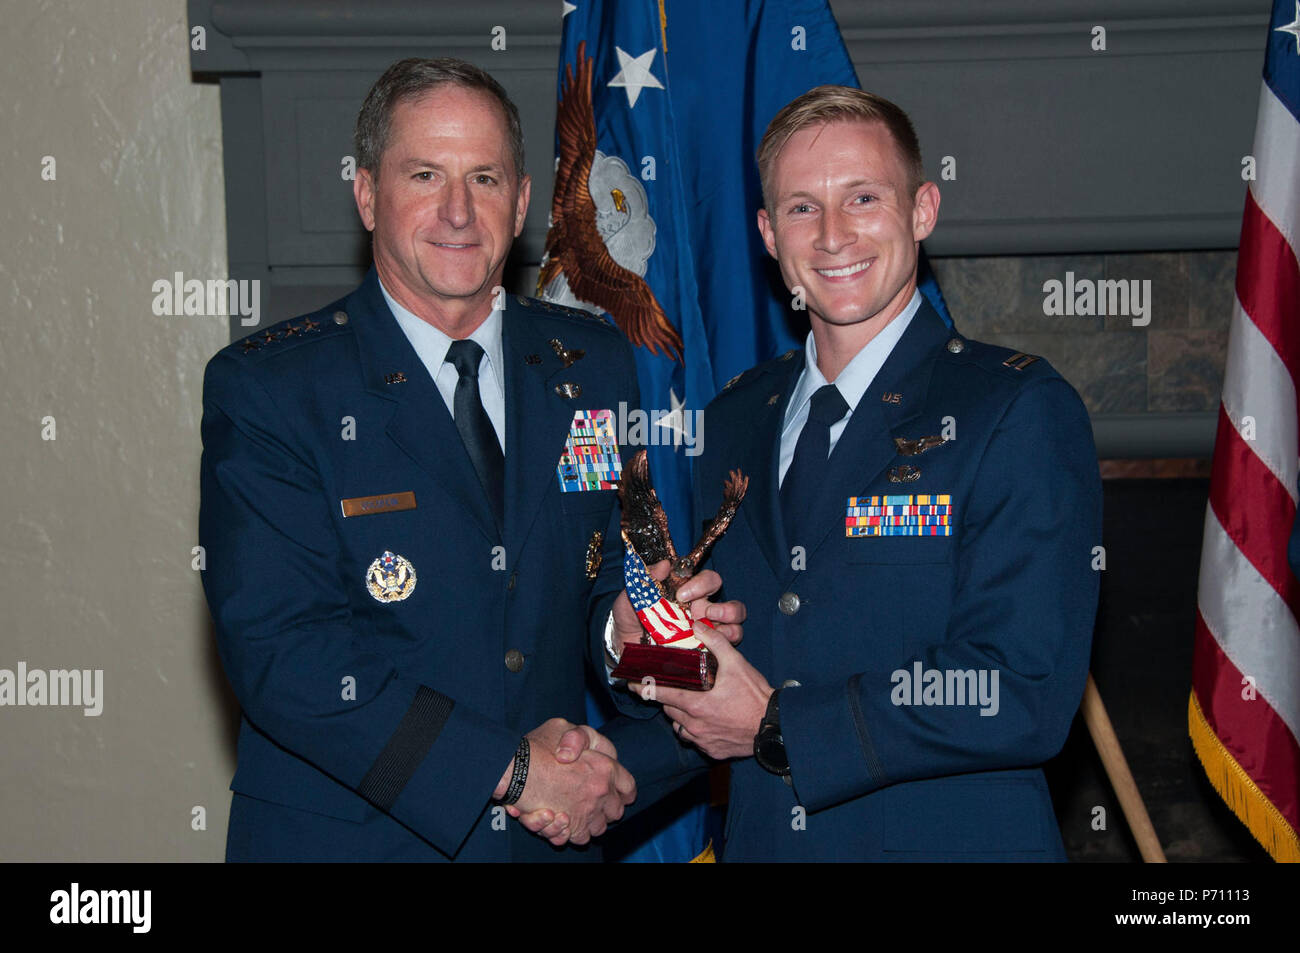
[1081,671,1167,862]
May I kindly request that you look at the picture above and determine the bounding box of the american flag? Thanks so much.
[622,540,704,646]
[1190,0,1300,862]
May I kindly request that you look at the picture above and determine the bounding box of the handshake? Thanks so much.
[491,717,635,846]
[490,563,750,847]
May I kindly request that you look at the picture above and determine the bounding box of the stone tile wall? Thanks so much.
[929,251,1236,415]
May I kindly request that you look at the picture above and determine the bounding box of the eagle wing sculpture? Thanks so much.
[539,42,684,364]
[619,449,749,604]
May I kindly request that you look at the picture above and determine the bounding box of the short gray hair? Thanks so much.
[353,57,525,180]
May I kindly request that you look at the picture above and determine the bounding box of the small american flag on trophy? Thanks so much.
[622,538,708,647]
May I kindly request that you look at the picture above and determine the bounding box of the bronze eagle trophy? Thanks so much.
[609,450,748,691]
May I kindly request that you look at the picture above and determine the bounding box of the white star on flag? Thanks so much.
[653,388,688,446]
[608,46,665,108]
[1278,1,1300,53]
[562,1,576,17]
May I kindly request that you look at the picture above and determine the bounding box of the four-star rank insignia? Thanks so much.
[365,550,417,603]
[241,315,327,356]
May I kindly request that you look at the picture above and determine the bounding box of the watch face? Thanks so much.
[756,726,790,775]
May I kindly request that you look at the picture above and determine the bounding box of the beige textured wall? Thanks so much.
[0,0,232,860]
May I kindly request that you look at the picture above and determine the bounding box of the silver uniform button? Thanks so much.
[946,337,964,354]
[333,310,349,326]
[504,649,525,673]
[781,679,802,689]
[778,592,800,615]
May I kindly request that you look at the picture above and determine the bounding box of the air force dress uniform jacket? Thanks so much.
[199,268,645,861]
[692,299,1102,861]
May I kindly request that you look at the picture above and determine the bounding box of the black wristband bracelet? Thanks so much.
[501,737,530,805]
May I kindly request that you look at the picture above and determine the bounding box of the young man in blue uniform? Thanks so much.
[618,86,1102,860]
[199,58,737,861]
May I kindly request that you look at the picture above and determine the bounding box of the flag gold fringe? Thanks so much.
[1188,691,1300,862]
[689,840,716,863]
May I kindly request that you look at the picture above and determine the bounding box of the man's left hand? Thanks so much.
[640,623,773,761]
[612,562,747,656]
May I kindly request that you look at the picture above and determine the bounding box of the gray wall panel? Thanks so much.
[191,0,1269,456]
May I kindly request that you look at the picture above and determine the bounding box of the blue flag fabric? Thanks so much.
[548,0,950,862]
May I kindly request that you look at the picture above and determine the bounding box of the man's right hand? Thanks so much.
[494,718,635,846]
[612,560,747,656]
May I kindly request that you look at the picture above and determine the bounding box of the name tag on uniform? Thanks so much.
[340,491,417,518]
[557,409,622,492]
[845,495,952,537]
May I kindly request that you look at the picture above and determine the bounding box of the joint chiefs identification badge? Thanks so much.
[365,550,417,603]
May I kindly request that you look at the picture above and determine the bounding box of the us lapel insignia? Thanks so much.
[767,393,779,406]
[887,464,922,483]
[525,354,542,365]
[365,550,417,603]
[384,371,407,384]
[556,381,583,399]
[550,338,586,368]
[893,434,947,456]
[585,530,604,580]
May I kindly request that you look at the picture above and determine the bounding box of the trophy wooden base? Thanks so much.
[610,643,717,691]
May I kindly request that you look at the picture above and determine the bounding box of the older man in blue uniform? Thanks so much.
[198,58,734,861]
[626,86,1102,861]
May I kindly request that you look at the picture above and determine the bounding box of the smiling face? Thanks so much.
[757,119,938,337]
[353,84,530,331]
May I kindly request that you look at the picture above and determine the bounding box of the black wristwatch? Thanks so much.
[753,689,791,777]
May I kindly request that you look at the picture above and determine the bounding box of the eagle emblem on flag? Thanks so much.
[538,41,684,363]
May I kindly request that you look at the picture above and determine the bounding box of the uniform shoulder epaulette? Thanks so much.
[231,306,350,359]
[720,348,801,394]
[515,295,615,331]
[943,335,1053,379]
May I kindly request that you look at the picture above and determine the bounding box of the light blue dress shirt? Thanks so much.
[379,280,506,453]
[778,289,922,487]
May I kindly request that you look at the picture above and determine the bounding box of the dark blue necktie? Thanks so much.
[780,384,849,545]
[445,339,504,529]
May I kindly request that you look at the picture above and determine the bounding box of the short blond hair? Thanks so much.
[757,85,924,210]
